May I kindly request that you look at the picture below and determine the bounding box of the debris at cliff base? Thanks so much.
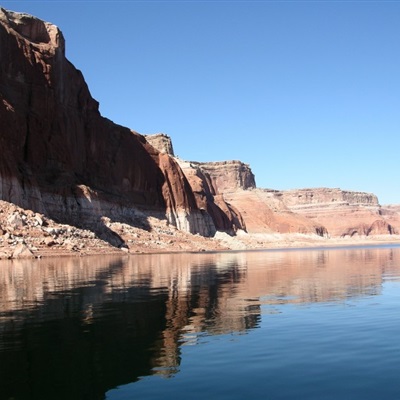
[0,200,229,259]
[0,199,399,259]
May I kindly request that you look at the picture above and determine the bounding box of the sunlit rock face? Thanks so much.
[1,8,399,244]
[176,159,249,234]
[380,205,400,234]
[279,188,379,209]
[144,133,175,156]
[193,160,256,194]
[0,8,216,236]
[277,188,397,237]
[175,157,326,236]
[142,139,255,234]
[222,188,328,236]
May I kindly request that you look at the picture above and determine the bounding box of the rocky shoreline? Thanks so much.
[1,199,398,260]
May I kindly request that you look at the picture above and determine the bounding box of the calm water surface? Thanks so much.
[1,245,400,399]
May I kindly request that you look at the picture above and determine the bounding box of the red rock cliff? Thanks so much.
[277,188,396,237]
[176,159,247,234]
[0,8,209,238]
[144,133,249,234]
[1,9,399,247]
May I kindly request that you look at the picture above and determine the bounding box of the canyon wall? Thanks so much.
[175,157,326,236]
[146,133,254,234]
[278,188,379,210]
[276,188,396,237]
[145,133,398,238]
[0,8,216,239]
[144,133,175,156]
[176,159,247,234]
[189,160,256,194]
[1,8,399,250]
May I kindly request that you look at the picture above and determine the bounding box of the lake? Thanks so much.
[1,245,400,400]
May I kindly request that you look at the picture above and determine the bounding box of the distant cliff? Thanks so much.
[176,159,250,234]
[189,160,256,193]
[142,133,321,236]
[278,188,379,209]
[144,132,399,238]
[275,188,396,237]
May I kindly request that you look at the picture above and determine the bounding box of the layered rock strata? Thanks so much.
[145,134,257,234]
[1,8,399,254]
[146,132,397,238]
[174,157,326,236]
[176,159,247,234]
[0,8,215,239]
[222,189,328,235]
[144,133,175,156]
[279,188,379,210]
[277,188,396,237]
[190,160,256,193]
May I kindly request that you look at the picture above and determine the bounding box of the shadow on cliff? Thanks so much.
[39,184,156,249]
[75,189,155,249]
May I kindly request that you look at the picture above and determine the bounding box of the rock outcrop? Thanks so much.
[176,159,247,234]
[379,205,400,234]
[222,189,328,236]
[176,159,326,236]
[143,135,398,239]
[279,188,379,210]
[144,133,175,156]
[0,8,215,239]
[277,188,396,237]
[190,160,256,194]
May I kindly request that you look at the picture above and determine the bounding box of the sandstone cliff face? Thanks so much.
[222,189,328,236]
[175,158,325,236]
[175,159,257,234]
[139,136,255,234]
[0,8,213,239]
[171,154,398,238]
[277,188,396,237]
[192,160,256,194]
[144,133,175,156]
[379,205,400,235]
[176,159,246,234]
[279,188,379,210]
[144,134,256,196]
[1,8,399,250]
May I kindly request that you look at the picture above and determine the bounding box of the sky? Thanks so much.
[2,0,400,204]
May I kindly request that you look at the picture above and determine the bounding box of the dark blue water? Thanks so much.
[1,245,400,399]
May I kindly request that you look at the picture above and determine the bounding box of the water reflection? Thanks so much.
[0,246,399,400]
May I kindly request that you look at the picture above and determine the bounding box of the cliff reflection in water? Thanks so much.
[0,246,400,400]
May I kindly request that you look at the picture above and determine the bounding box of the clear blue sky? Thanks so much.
[2,1,400,204]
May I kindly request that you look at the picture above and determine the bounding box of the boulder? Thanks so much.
[12,243,34,258]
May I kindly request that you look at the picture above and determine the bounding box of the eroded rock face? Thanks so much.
[222,189,328,236]
[172,159,258,234]
[279,188,379,210]
[175,159,327,236]
[276,188,396,237]
[176,159,247,234]
[145,133,175,156]
[0,8,212,238]
[378,205,400,235]
[191,160,256,194]
[1,8,399,247]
